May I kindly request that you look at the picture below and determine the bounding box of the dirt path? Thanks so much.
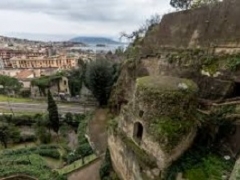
[67,159,102,180]
[67,109,108,180]
[68,131,78,150]
[87,108,108,155]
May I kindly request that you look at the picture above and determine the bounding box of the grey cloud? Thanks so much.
[0,0,155,23]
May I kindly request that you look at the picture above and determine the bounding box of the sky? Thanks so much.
[0,0,173,41]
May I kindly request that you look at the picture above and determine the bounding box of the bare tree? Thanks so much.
[120,14,161,42]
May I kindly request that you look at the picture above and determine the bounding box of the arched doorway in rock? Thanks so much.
[133,122,144,144]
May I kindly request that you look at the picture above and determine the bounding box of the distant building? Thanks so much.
[31,76,70,97]
[10,55,78,69]
[0,58,4,69]
[0,48,45,68]
[14,69,35,89]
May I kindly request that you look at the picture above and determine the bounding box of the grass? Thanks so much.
[43,157,65,169]
[0,95,41,103]
[0,95,92,107]
[165,148,234,180]
[0,109,45,115]
[0,142,37,152]
[57,154,98,175]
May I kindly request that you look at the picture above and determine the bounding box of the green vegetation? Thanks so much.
[31,73,63,96]
[85,59,118,106]
[0,122,20,148]
[0,111,93,179]
[170,0,220,10]
[0,154,66,180]
[166,49,240,74]
[2,145,61,159]
[149,116,195,151]
[66,114,94,164]
[0,94,36,102]
[0,74,22,95]
[99,148,119,180]
[119,131,157,169]
[58,154,97,175]
[165,146,234,180]
[47,90,60,134]
[67,59,86,96]
[165,106,236,180]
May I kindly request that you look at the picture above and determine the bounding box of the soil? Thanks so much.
[68,130,78,150]
[67,159,102,180]
[87,108,108,155]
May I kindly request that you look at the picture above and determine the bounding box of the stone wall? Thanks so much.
[142,0,240,55]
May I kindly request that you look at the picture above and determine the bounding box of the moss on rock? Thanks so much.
[135,76,198,151]
[149,116,195,151]
[119,131,158,169]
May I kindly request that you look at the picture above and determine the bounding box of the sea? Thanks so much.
[72,43,128,53]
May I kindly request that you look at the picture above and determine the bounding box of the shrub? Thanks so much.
[35,149,60,159]
[36,126,51,144]
[19,89,31,98]
[100,149,112,179]
[59,124,70,138]
[17,134,37,143]
[76,143,93,157]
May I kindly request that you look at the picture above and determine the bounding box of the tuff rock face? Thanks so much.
[108,76,198,180]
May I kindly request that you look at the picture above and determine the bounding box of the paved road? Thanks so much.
[0,102,94,114]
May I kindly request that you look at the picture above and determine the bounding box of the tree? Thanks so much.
[85,59,116,107]
[120,14,161,44]
[99,148,113,179]
[0,75,22,95]
[0,123,20,148]
[170,0,192,9]
[47,90,59,133]
[36,126,51,144]
[191,0,219,8]
[170,0,220,9]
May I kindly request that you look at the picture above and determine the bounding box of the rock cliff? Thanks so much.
[107,0,240,179]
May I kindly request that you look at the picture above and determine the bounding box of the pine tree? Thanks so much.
[47,90,59,133]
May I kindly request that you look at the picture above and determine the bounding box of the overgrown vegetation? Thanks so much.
[0,74,22,95]
[149,116,195,151]
[170,0,220,10]
[119,131,157,169]
[0,111,92,179]
[47,90,60,134]
[31,73,63,96]
[100,148,119,180]
[0,122,20,148]
[165,49,240,74]
[165,106,236,180]
[67,58,86,96]
[0,154,66,180]
[85,59,119,106]
[66,113,94,164]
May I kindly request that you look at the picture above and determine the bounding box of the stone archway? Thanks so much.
[133,122,144,144]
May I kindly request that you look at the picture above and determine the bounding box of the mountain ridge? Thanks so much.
[69,36,121,45]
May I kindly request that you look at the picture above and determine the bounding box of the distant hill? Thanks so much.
[69,36,121,45]
[0,35,85,47]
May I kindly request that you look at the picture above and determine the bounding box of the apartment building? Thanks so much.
[0,48,46,68]
[10,55,78,69]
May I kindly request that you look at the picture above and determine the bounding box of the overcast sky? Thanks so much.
[0,0,173,41]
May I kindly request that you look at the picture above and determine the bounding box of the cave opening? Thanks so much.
[133,122,144,144]
[139,110,144,118]
[231,82,240,97]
